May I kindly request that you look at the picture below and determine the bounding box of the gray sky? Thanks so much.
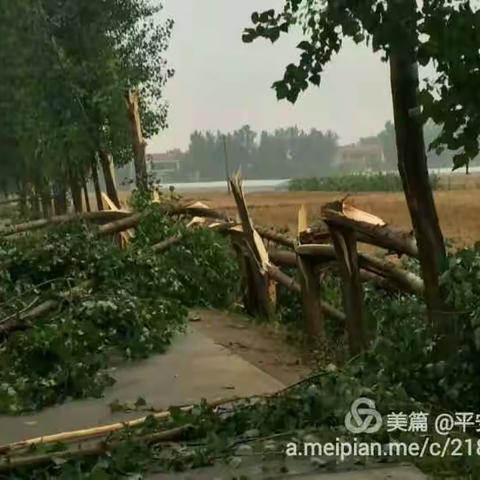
[148,0,394,154]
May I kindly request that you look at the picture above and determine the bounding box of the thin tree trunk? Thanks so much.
[90,155,103,211]
[328,226,366,355]
[98,150,121,208]
[81,170,91,213]
[69,171,83,214]
[52,185,68,215]
[297,255,325,342]
[389,52,447,325]
[40,190,52,218]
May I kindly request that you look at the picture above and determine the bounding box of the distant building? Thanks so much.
[335,141,385,172]
[147,150,184,182]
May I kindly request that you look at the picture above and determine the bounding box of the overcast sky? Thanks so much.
[148,0,394,154]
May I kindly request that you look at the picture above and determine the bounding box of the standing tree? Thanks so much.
[243,0,480,324]
[0,0,173,212]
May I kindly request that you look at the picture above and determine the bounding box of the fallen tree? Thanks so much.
[0,211,132,237]
[0,281,93,337]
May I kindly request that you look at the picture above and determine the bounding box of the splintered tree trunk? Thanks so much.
[126,90,148,192]
[98,150,121,208]
[90,155,103,211]
[328,226,366,355]
[390,53,447,324]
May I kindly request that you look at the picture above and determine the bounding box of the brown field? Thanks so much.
[188,188,480,248]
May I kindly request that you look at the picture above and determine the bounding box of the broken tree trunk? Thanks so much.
[390,49,447,324]
[321,201,418,258]
[0,396,239,457]
[97,213,142,237]
[98,150,121,209]
[0,281,93,336]
[327,224,367,355]
[151,234,184,253]
[358,252,424,296]
[270,249,415,294]
[0,425,193,472]
[229,174,276,320]
[126,90,148,192]
[0,211,132,237]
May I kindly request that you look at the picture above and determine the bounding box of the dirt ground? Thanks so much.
[190,308,314,385]
[189,188,480,248]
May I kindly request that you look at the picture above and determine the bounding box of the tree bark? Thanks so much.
[52,185,68,215]
[328,226,367,355]
[69,172,83,214]
[389,52,447,324]
[80,170,91,213]
[297,255,325,342]
[90,155,104,211]
[98,150,120,208]
[126,91,148,192]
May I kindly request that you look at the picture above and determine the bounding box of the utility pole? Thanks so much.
[222,135,231,194]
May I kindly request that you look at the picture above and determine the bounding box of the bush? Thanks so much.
[289,172,439,192]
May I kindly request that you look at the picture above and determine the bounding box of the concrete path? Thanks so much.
[0,325,427,480]
[0,328,284,444]
[161,464,427,480]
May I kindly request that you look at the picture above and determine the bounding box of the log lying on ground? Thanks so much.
[0,211,133,238]
[256,227,295,249]
[270,248,409,293]
[321,200,418,258]
[0,197,20,207]
[151,234,184,253]
[267,264,346,323]
[0,281,93,336]
[0,396,239,456]
[97,212,142,237]
[170,203,232,223]
[296,244,424,296]
[358,252,424,296]
[0,425,192,472]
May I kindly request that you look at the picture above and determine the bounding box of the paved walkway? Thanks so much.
[0,325,427,479]
[0,328,283,444]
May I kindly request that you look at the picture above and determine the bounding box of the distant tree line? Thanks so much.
[172,121,473,182]
[177,125,339,181]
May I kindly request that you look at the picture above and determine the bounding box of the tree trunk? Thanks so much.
[81,170,91,213]
[126,91,148,192]
[69,171,83,214]
[40,190,52,218]
[389,53,447,324]
[52,185,68,215]
[297,255,325,343]
[90,155,103,211]
[328,226,366,355]
[98,150,121,208]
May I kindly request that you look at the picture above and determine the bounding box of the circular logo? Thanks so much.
[344,397,383,434]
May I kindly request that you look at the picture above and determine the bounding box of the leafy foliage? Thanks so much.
[0,0,173,206]
[289,172,439,192]
[0,214,239,414]
[243,0,480,171]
